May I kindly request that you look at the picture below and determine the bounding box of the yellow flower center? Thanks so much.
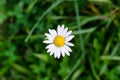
[54,35,65,47]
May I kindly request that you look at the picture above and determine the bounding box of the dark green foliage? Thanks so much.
[0,0,120,80]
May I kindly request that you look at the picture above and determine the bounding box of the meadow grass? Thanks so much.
[0,0,120,80]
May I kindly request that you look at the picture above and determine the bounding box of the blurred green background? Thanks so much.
[0,0,120,80]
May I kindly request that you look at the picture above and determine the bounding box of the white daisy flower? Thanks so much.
[43,25,74,59]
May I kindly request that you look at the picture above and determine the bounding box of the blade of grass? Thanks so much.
[89,57,100,80]
[12,63,30,74]
[25,0,64,42]
[106,8,120,28]
[71,68,83,80]
[99,43,120,75]
[33,53,49,62]
[64,0,86,79]
[88,0,112,4]
[102,37,112,55]
[79,14,110,27]
[105,16,114,29]
[73,27,97,35]
[0,67,9,77]
[101,55,120,61]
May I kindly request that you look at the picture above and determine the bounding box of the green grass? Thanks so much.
[0,0,120,80]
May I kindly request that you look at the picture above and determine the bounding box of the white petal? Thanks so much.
[43,40,53,44]
[52,45,59,58]
[48,29,52,34]
[47,45,54,53]
[61,25,64,30]
[51,30,57,38]
[64,27,68,34]
[50,51,54,56]
[64,45,72,52]
[61,25,64,29]
[47,48,51,53]
[60,27,68,37]
[48,29,53,36]
[65,50,70,56]
[49,44,56,56]
[45,33,53,40]
[57,48,61,59]
[66,35,74,42]
[46,44,56,55]
[63,45,70,56]
[57,25,64,35]
[46,44,54,49]
[49,29,57,38]
[65,31,72,37]
[54,49,57,58]
[57,25,61,35]
[48,48,54,56]
[61,47,65,57]
[66,42,74,46]
[60,25,65,34]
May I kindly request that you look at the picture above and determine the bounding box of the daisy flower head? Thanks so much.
[43,25,74,59]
